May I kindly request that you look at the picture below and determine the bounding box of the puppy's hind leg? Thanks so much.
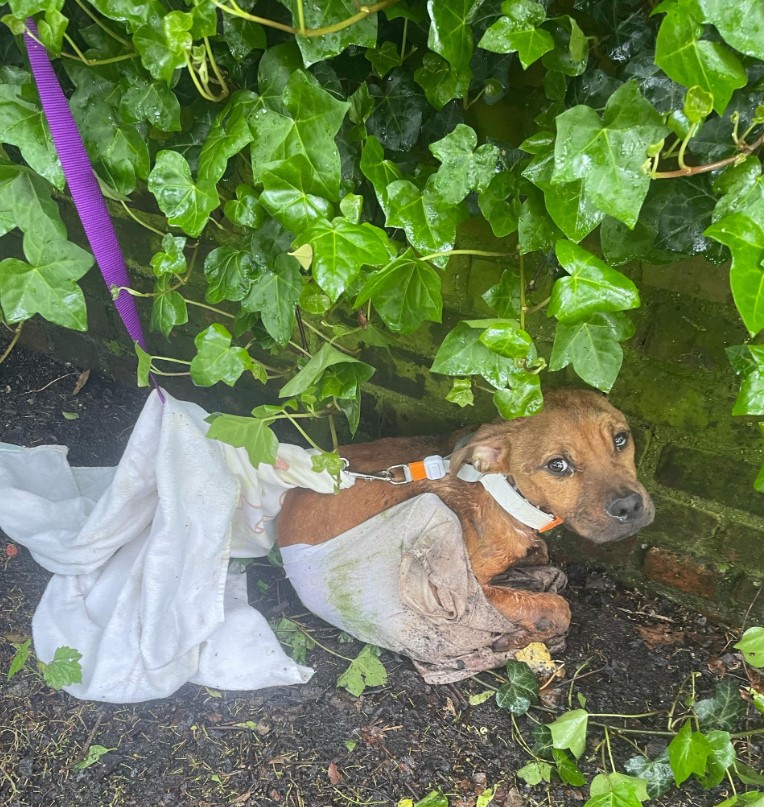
[482,587,571,648]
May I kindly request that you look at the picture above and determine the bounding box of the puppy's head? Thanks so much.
[451,389,655,543]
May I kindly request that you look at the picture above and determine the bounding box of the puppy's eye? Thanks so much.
[546,457,570,475]
[614,431,630,451]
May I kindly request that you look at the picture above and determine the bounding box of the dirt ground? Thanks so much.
[1,337,762,807]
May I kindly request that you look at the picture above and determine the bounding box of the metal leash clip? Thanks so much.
[340,455,447,485]
[340,458,395,483]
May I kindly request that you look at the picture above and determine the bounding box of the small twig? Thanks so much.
[19,372,76,395]
[652,132,764,179]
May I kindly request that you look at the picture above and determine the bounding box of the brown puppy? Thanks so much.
[278,389,654,651]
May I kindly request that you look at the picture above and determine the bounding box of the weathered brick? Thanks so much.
[731,576,764,625]
[636,494,721,554]
[715,523,764,571]
[641,258,733,304]
[656,444,764,517]
[642,547,721,599]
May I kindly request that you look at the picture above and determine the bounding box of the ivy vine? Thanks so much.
[0,0,763,478]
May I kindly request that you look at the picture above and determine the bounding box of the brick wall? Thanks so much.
[11,205,764,627]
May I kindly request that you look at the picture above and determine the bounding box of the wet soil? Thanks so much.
[1,337,762,807]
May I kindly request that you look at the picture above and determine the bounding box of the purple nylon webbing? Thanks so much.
[24,19,147,350]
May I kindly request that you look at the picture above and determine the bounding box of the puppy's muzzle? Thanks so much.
[606,490,645,524]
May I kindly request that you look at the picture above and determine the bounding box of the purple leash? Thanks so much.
[23,19,148,351]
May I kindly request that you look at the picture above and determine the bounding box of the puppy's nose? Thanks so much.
[606,491,644,522]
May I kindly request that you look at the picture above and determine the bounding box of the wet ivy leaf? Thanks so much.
[432,321,523,389]
[204,245,256,303]
[585,772,648,807]
[222,13,266,61]
[696,730,735,789]
[550,241,640,323]
[366,41,402,78]
[694,678,748,730]
[260,157,334,233]
[479,320,533,358]
[279,343,374,399]
[705,212,764,336]
[714,793,764,807]
[696,0,764,61]
[134,11,193,84]
[550,312,634,392]
[712,157,764,223]
[119,79,181,132]
[85,0,163,31]
[552,749,586,787]
[478,170,521,238]
[148,150,219,237]
[38,645,82,689]
[654,5,746,114]
[337,644,387,696]
[224,184,266,229]
[478,0,554,70]
[684,85,714,124]
[548,708,588,758]
[0,84,64,188]
[0,167,66,250]
[366,69,426,152]
[299,283,331,315]
[242,253,302,345]
[311,451,345,479]
[198,90,258,184]
[516,761,552,785]
[150,277,188,338]
[518,186,562,254]
[250,69,349,200]
[73,745,116,771]
[553,81,667,227]
[385,181,459,269]
[294,217,393,302]
[493,373,543,418]
[359,136,404,213]
[427,0,478,74]
[6,638,31,682]
[625,753,674,799]
[730,345,764,416]
[206,413,279,468]
[355,251,442,334]
[735,626,764,667]
[414,52,471,110]
[541,15,588,77]
[135,343,152,387]
[0,235,92,330]
[667,721,713,786]
[190,323,254,387]
[495,660,539,714]
[446,377,474,407]
[339,194,363,224]
[482,269,521,318]
[428,124,501,204]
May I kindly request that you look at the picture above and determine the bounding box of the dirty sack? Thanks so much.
[0,390,558,702]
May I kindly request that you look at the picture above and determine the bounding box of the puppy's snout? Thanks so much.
[605,491,644,523]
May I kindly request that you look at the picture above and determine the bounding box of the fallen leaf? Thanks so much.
[5,544,19,558]
[72,369,90,395]
[327,761,342,785]
[62,411,79,420]
[515,642,557,674]
[636,625,685,648]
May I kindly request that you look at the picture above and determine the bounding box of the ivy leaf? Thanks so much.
[0,235,92,330]
[224,184,266,229]
[479,320,533,359]
[705,212,764,336]
[119,78,181,132]
[696,730,736,789]
[654,5,746,115]
[712,157,764,223]
[250,69,349,200]
[366,40,402,78]
[359,135,404,213]
[516,761,552,785]
[260,157,334,234]
[553,82,668,227]
[135,343,152,388]
[493,372,543,419]
[553,749,587,787]
[38,646,82,689]
[730,345,764,416]
[294,217,394,302]
[72,745,116,771]
[446,378,474,407]
[190,323,254,387]
[6,638,31,681]
[222,13,266,61]
[585,772,648,807]
[0,166,67,251]
[355,251,442,334]
[478,0,554,69]
[337,644,388,697]
[714,794,764,807]
[478,171,521,238]
[150,277,188,338]
[0,84,64,188]
[667,722,713,786]
[85,0,163,31]
[495,660,540,715]
[385,181,460,269]
[548,709,589,759]
[550,242,640,323]
[624,754,674,799]
[414,52,471,110]
[518,186,563,254]
[428,124,501,204]
[204,245,256,304]
[366,69,426,152]
[134,11,193,84]
[147,150,219,237]
[550,312,635,392]
[427,0,478,74]
[279,343,374,399]
[198,90,258,184]
[735,626,764,667]
[242,253,302,345]
[541,15,588,77]
[694,679,748,730]
[150,234,187,278]
[697,0,764,60]
[206,413,279,468]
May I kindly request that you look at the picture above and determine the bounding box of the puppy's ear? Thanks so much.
[450,425,509,474]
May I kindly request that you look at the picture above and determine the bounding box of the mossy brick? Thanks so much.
[656,444,764,517]
[641,258,733,304]
[715,523,764,571]
[545,530,642,571]
[360,348,427,400]
[636,494,721,554]
[640,297,746,371]
[642,547,722,599]
[465,258,506,315]
[731,577,764,625]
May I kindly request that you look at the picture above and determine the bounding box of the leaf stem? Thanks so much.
[295,0,307,34]
[519,251,526,332]
[119,202,166,236]
[72,0,131,46]
[0,322,24,365]
[185,299,235,319]
[419,248,513,262]
[652,132,764,179]
[203,37,229,97]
